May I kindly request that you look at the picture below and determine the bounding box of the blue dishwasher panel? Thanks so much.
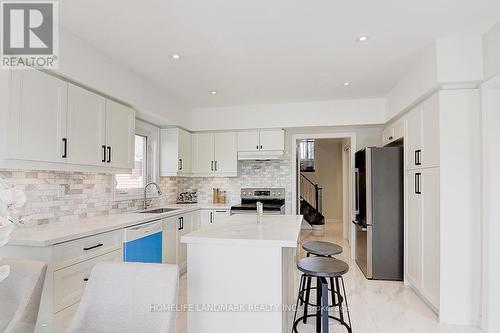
[123,231,163,263]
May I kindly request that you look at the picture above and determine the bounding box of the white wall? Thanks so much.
[386,35,484,122]
[386,44,438,121]
[56,28,191,128]
[435,35,483,84]
[191,98,386,131]
[484,22,500,80]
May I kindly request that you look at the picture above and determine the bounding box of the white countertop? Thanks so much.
[181,215,303,248]
[7,203,232,247]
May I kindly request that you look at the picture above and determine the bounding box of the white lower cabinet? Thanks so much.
[200,209,230,228]
[53,248,122,322]
[162,211,201,272]
[54,302,79,329]
[406,168,440,310]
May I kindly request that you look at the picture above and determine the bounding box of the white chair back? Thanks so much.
[69,262,179,333]
[0,258,47,333]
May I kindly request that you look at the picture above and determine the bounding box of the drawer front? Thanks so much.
[54,302,79,329]
[53,249,122,312]
[53,230,123,270]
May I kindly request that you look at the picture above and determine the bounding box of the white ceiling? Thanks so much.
[60,0,500,109]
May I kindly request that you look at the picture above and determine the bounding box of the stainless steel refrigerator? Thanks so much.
[353,147,403,280]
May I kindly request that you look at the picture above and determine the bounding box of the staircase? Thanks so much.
[299,174,325,226]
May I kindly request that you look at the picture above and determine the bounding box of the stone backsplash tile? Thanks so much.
[0,155,292,226]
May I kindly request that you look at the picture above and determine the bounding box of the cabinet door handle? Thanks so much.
[181,217,184,229]
[210,212,213,223]
[62,138,68,158]
[211,160,214,171]
[215,210,226,213]
[178,159,182,170]
[256,145,259,150]
[389,136,393,140]
[214,160,218,171]
[178,217,182,230]
[107,146,111,163]
[102,145,107,162]
[260,145,263,150]
[415,173,422,194]
[83,278,89,282]
[83,243,103,251]
[415,150,421,166]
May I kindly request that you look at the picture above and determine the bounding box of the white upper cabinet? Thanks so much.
[382,119,405,146]
[4,69,135,172]
[214,132,237,175]
[259,129,284,151]
[105,100,135,169]
[237,129,284,152]
[237,131,260,151]
[160,128,192,176]
[8,69,68,163]
[192,132,238,177]
[67,84,106,166]
[192,133,215,175]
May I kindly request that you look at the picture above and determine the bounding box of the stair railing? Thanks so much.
[300,173,323,214]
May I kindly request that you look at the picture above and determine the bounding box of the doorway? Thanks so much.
[291,132,357,259]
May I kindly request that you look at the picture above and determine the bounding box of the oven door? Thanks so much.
[354,221,372,279]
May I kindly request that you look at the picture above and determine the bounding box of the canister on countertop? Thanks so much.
[213,188,219,204]
[218,191,226,204]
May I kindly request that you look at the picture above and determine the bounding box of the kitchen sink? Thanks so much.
[136,208,180,214]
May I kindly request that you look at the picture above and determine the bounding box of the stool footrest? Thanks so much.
[292,314,352,333]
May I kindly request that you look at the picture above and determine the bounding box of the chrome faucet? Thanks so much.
[143,182,163,210]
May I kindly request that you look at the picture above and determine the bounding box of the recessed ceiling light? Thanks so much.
[209,91,218,95]
[357,35,370,42]
[343,82,351,87]
[171,53,181,60]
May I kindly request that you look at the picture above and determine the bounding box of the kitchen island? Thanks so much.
[181,214,303,333]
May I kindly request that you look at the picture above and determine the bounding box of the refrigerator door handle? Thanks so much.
[353,168,360,214]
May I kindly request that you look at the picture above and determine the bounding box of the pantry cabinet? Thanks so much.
[406,168,440,310]
[405,94,440,170]
[160,128,192,176]
[4,69,136,172]
[192,132,237,177]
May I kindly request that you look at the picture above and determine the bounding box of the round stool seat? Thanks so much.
[302,240,343,257]
[297,257,349,278]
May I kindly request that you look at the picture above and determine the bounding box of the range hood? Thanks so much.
[238,150,284,161]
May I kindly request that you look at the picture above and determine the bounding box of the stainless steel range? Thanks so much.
[230,188,285,215]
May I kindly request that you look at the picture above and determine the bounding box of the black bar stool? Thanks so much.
[302,240,343,258]
[300,241,343,309]
[292,257,352,333]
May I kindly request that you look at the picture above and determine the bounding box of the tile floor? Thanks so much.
[176,222,482,333]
